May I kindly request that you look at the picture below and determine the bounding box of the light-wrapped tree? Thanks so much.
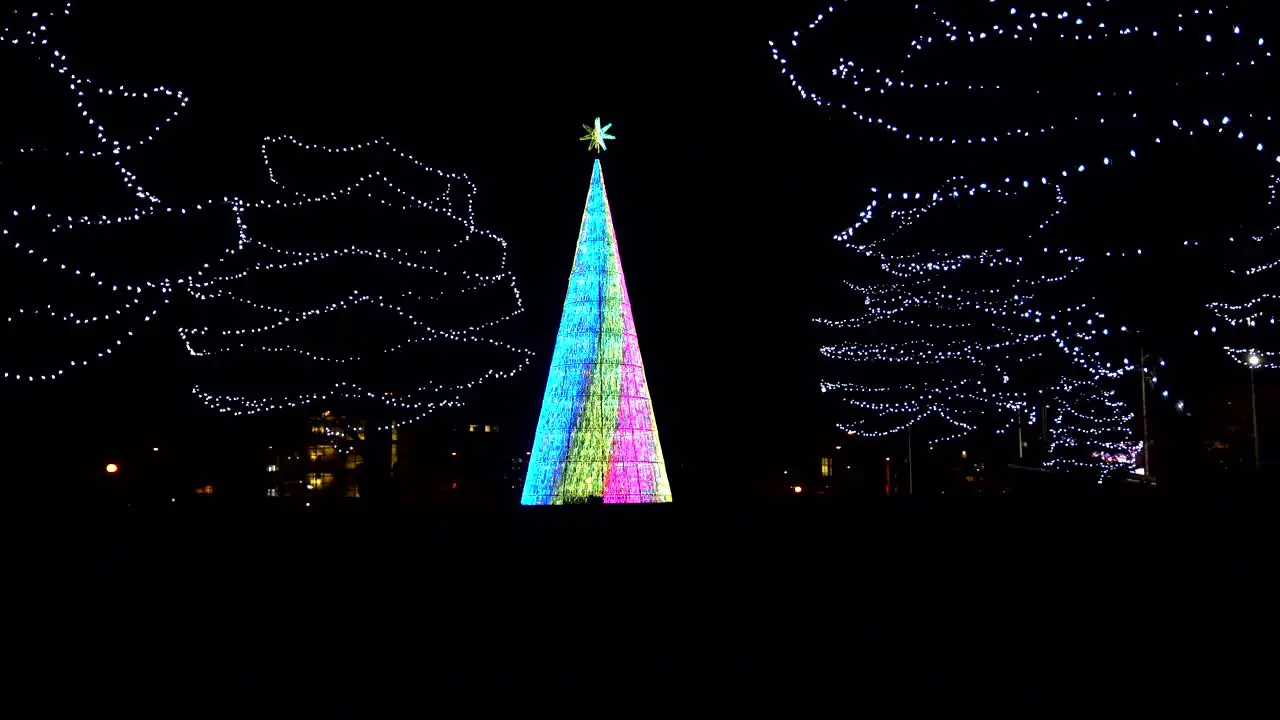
[820,177,1137,473]
[180,137,533,430]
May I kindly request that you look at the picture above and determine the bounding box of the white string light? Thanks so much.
[772,1,1280,256]
[3,5,532,427]
[770,2,1271,147]
[1205,174,1280,371]
[179,137,533,429]
[819,176,1139,471]
[773,1,1280,465]
[3,2,179,382]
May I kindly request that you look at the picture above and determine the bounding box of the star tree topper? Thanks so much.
[580,117,616,153]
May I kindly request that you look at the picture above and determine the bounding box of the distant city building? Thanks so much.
[397,419,526,504]
[258,411,525,504]
[264,410,370,499]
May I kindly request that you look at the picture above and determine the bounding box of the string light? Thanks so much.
[3,5,532,428]
[769,2,1272,149]
[180,137,534,429]
[1206,175,1280,371]
[819,176,1138,472]
[771,2,1280,465]
[3,2,181,382]
[770,1,1280,250]
[829,122,1267,426]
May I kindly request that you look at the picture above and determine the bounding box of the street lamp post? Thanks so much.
[1249,353,1262,471]
[1140,349,1152,478]
[907,424,914,496]
[1017,409,1024,460]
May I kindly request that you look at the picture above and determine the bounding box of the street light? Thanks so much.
[105,463,119,474]
[1249,353,1262,470]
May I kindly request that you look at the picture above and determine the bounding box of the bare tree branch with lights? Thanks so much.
[180,137,534,429]
[2,2,189,383]
[2,5,533,428]
[820,177,1139,474]
[774,1,1280,476]
[1206,176,1280,372]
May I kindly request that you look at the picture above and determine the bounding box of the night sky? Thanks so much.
[4,1,1280,495]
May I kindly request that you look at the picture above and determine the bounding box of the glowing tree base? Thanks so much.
[521,157,672,505]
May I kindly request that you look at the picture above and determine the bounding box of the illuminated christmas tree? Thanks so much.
[521,119,672,505]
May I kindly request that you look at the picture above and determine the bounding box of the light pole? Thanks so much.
[1249,353,1262,471]
[1140,349,1152,477]
[907,424,914,496]
[1017,408,1024,461]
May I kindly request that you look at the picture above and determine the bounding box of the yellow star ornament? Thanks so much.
[580,117,616,153]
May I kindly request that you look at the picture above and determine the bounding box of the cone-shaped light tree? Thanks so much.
[521,119,672,505]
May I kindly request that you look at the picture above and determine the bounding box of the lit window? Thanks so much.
[346,485,361,498]
[484,425,493,433]
[307,473,335,490]
[266,488,279,497]
[469,424,479,432]
[821,457,833,477]
[308,445,337,462]
[267,464,279,473]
